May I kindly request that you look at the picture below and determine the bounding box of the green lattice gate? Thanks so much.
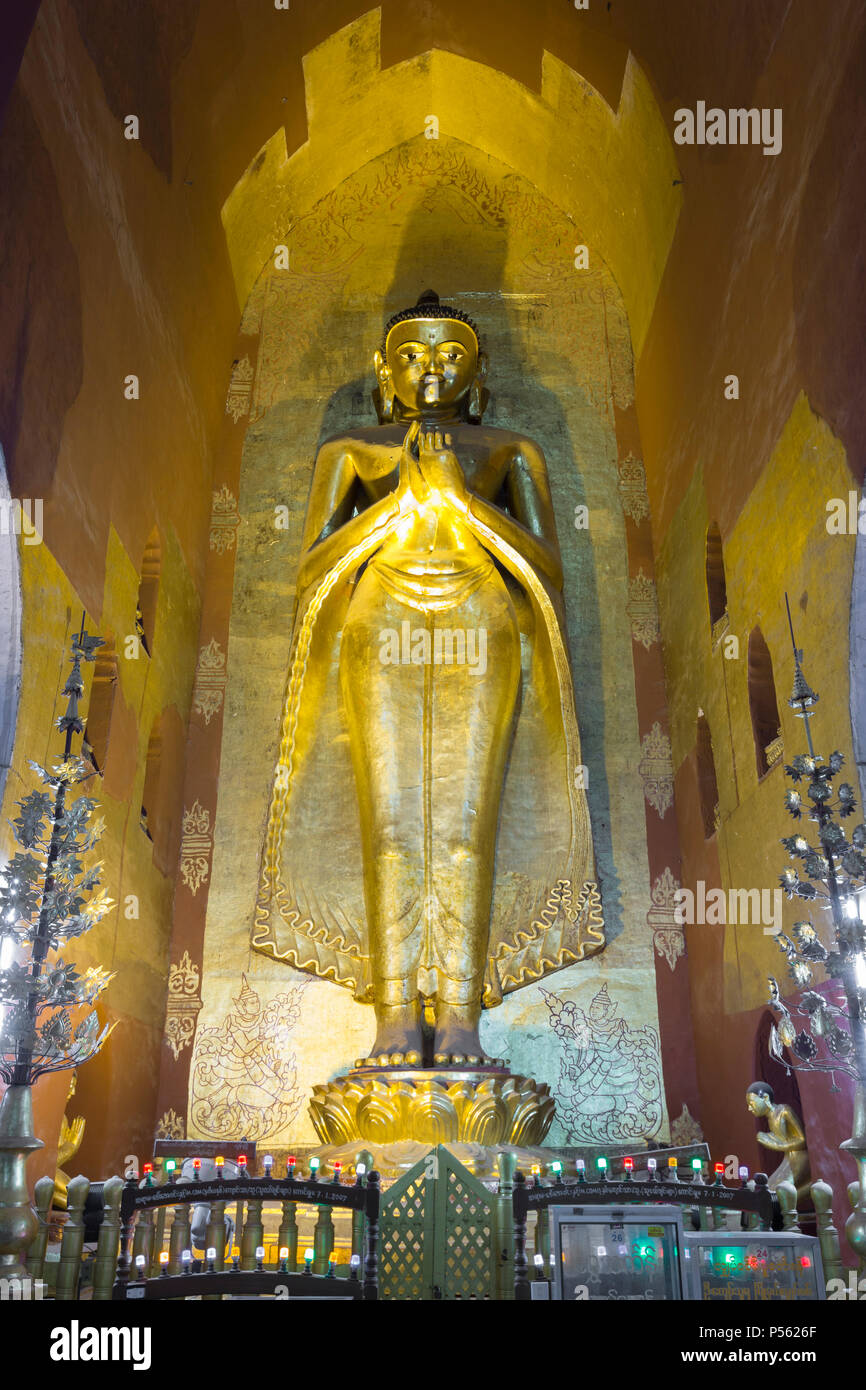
[379,1145,498,1300]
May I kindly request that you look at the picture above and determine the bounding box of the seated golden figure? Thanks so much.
[253,290,603,1071]
[746,1080,812,1204]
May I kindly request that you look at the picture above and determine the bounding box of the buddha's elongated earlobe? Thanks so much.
[468,352,488,421]
[373,349,395,422]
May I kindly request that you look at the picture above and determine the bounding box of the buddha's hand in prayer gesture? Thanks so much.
[396,420,428,512]
[58,1114,85,1165]
[417,428,468,508]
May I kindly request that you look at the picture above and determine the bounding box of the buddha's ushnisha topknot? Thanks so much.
[382,289,480,355]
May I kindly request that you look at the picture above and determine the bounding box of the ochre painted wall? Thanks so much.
[0,1,862,1226]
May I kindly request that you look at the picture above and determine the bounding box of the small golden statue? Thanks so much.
[54,1070,85,1210]
[746,1081,811,1204]
[253,290,603,1082]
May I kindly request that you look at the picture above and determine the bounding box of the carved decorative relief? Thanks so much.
[209,487,240,554]
[647,867,686,971]
[163,950,203,1060]
[669,1102,705,1147]
[617,456,650,524]
[626,570,660,650]
[180,801,213,895]
[192,638,228,726]
[155,1109,185,1141]
[225,355,255,423]
[639,721,674,818]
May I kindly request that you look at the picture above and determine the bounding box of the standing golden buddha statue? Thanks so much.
[253,291,603,1141]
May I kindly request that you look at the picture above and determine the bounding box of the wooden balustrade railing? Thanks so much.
[20,1167,380,1300]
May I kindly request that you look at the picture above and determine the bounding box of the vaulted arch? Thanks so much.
[220,10,681,358]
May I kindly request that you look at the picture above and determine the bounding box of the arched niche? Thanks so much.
[747,627,783,780]
[189,118,671,1146]
[695,713,720,840]
[220,10,681,360]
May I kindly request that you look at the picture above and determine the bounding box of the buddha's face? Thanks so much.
[747,1090,770,1117]
[380,318,480,414]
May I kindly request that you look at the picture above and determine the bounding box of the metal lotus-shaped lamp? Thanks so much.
[0,618,115,1279]
[767,595,866,1265]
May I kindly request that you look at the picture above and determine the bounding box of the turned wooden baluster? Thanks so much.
[278,1195,299,1271]
[363,1171,380,1301]
[168,1195,192,1274]
[513,1171,530,1301]
[148,1205,167,1276]
[55,1174,89,1301]
[777,1180,801,1233]
[313,1201,335,1275]
[810,1179,843,1285]
[495,1152,516,1301]
[132,1203,155,1271]
[92,1176,124,1301]
[25,1176,56,1282]
[240,1198,264,1271]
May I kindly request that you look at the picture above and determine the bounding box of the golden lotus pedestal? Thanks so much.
[310,1066,554,1151]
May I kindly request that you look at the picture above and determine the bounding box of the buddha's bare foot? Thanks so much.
[433,1020,505,1069]
[355,1015,423,1070]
